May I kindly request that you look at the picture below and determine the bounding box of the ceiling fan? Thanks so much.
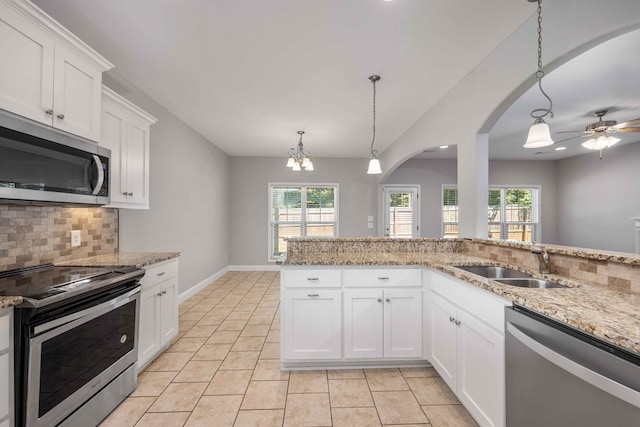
[556,109,640,145]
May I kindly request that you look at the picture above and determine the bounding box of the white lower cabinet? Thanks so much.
[137,259,179,370]
[282,289,342,360]
[428,269,509,427]
[344,288,422,359]
[0,307,13,427]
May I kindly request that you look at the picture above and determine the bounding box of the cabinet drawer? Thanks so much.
[282,269,341,288]
[0,352,8,420]
[141,259,179,289]
[343,268,422,287]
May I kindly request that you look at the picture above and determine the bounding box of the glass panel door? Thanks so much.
[384,186,420,238]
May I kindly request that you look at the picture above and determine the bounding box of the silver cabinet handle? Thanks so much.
[449,316,455,323]
[57,113,65,120]
[507,322,640,407]
[156,292,163,296]
[454,320,461,326]
[308,293,319,297]
[162,290,167,295]
[129,192,134,196]
[385,297,390,303]
[378,276,390,280]
[45,109,53,115]
[157,272,166,276]
[377,298,382,303]
[307,277,319,281]
[122,192,128,196]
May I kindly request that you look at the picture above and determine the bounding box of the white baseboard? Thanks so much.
[228,264,281,271]
[178,266,230,304]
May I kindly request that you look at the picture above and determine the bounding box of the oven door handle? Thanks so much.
[507,322,640,408]
[33,286,140,336]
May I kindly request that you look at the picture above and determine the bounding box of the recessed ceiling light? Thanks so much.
[555,146,566,151]
[439,145,449,149]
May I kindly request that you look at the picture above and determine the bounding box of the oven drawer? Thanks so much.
[141,259,179,289]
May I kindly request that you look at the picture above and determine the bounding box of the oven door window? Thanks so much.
[35,299,136,418]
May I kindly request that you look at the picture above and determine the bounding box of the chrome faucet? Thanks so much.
[531,243,551,274]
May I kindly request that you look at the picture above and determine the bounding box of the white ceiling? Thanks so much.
[33,0,534,159]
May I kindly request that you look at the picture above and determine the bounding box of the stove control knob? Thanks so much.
[120,334,128,344]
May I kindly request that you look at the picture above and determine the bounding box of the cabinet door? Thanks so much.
[283,289,341,360]
[124,116,150,206]
[52,45,102,141]
[160,279,178,346]
[101,101,128,205]
[0,3,54,125]
[138,285,162,369]
[344,289,383,359]
[429,292,458,391]
[384,289,422,358]
[457,310,504,427]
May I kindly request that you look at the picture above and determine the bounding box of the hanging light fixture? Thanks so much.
[286,130,314,172]
[582,133,620,151]
[524,0,555,149]
[366,75,382,174]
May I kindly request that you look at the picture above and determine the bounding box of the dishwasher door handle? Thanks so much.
[507,322,640,408]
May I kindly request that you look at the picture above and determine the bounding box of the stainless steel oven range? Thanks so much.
[0,264,145,427]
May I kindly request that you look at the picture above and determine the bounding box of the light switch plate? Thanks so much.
[71,230,81,247]
[368,222,374,229]
[367,215,374,222]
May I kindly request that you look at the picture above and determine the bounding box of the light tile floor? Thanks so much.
[100,271,478,427]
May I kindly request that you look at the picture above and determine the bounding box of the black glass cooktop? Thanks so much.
[0,264,112,300]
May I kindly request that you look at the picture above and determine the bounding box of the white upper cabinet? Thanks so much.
[101,86,157,209]
[0,0,112,141]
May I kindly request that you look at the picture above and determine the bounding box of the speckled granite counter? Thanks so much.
[0,295,22,309]
[56,252,181,268]
[284,250,640,357]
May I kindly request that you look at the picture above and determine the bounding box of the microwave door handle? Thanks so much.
[91,154,104,195]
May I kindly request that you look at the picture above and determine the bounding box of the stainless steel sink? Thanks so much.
[454,265,533,279]
[495,278,567,289]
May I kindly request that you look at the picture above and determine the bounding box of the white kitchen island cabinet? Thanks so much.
[0,0,112,142]
[427,269,510,427]
[137,259,179,370]
[0,307,13,427]
[101,86,157,209]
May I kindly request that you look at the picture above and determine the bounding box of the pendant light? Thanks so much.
[286,131,314,171]
[367,75,382,174]
[524,0,554,149]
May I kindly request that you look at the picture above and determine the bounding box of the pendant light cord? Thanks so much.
[530,0,553,120]
[370,76,378,157]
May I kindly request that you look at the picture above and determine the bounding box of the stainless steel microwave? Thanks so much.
[0,111,110,205]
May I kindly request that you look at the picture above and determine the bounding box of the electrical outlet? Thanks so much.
[71,230,81,248]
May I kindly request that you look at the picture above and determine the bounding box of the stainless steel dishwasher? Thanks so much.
[505,306,640,426]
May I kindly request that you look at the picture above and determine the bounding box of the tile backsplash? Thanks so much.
[0,205,118,271]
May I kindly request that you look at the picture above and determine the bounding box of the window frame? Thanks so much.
[268,183,339,261]
[441,184,541,243]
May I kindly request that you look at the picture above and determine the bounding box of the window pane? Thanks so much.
[272,187,301,221]
[307,223,335,237]
[271,224,301,257]
[443,224,458,238]
[488,223,501,239]
[506,224,534,243]
[488,189,501,222]
[306,187,335,222]
[505,189,533,223]
[443,187,459,238]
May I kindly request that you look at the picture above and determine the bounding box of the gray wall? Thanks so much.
[556,142,640,253]
[110,80,231,295]
[385,158,558,243]
[229,157,376,266]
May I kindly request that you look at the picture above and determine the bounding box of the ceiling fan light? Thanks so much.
[582,134,620,150]
[367,157,382,175]
[524,118,554,148]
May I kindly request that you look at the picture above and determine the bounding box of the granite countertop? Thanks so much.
[56,252,181,268]
[0,252,181,309]
[284,251,640,357]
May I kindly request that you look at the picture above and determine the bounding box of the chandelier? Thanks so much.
[286,131,314,171]
[367,75,382,174]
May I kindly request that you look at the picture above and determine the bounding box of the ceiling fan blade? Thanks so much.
[555,130,583,134]
[554,135,583,143]
[617,127,640,133]
[612,118,640,128]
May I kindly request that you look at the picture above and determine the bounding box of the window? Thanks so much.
[441,185,540,243]
[269,184,338,260]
